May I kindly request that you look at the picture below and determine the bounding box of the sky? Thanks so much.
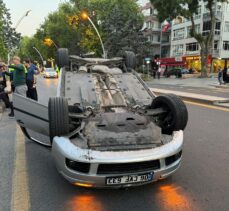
[5,0,63,36]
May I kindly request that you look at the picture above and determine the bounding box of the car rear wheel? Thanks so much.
[151,94,188,134]
[123,51,136,71]
[49,97,70,143]
[57,48,69,68]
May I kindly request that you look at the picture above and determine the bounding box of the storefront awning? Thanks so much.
[160,57,185,67]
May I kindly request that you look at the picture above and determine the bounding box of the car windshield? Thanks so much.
[45,68,55,72]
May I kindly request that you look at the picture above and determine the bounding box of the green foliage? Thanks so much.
[90,0,149,57]
[19,0,149,60]
[0,0,21,61]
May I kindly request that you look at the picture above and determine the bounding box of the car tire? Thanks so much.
[57,48,69,68]
[123,51,136,71]
[48,97,70,143]
[151,94,188,134]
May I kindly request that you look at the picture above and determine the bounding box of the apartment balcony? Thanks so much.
[149,40,161,45]
[144,15,159,22]
[212,49,220,58]
[185,50,200,56]
[143,28,161,36]
[161,40,170,46]
[151,28,161,32]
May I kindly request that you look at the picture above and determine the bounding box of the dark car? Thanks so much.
[164,67,182,78]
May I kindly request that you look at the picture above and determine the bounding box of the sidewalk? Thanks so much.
[147,77,219,88]
[151,88,229,107]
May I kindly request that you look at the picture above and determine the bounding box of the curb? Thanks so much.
[215,85,229,89]
[213,102,229,108]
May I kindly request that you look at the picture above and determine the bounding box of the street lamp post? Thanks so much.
[33,47,45,65]
[8,10,32,64]
[15,10,32,29]
[81,12,106,59]
[44,38,58,49]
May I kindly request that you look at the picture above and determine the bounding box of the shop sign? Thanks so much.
[186,56,200,61]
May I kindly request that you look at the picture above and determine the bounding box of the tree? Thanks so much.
[0,0,21,61]
[19,0,149,60]
[89,0,150,57]
[151,0,228,77]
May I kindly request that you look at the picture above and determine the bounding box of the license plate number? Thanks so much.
[106,172,153,185]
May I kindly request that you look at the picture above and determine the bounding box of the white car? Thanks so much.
[13,49,188,188]
[44,68,58,78]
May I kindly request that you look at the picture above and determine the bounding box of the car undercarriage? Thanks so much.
[13,49,188,187]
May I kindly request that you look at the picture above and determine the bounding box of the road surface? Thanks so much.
[0,76,229,211]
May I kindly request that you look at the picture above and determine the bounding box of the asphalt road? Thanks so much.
[1,76,229,211]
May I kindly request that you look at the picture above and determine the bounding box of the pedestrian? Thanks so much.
[55,65,60,78]
[0,64,13,114]
[8,56,27,117]
[222,67,228,84]
[151,61,157,79]
[157,66,161,80]
[218,67,223,85]
[24,59,39,101]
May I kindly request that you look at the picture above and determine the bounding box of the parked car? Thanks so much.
[44,68,58,78]
[13,49,188,188]
[164,67,182,78]
[181,68,190,74]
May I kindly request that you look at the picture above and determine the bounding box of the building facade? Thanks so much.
[170,1,229,71]
[138,0,171,58]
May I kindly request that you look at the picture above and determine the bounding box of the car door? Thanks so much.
[13,93,49,136]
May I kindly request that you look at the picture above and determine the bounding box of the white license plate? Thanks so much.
[106,172,153,185]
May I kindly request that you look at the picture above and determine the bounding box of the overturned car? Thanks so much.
[13,49,188,188]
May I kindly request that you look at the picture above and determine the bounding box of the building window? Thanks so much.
[202,21,221,36]
[214,41,219,50]
[154,34,160,42]
[194,7,201,19]
[187,24,200,38]
[173,44,184,56]
[203,21,211,31]
[225,22,229,32]
[215,22,221,35]
[150,8,153,15]
[223,41,229,50]
[186,43,199,53]
[173,28,185,40]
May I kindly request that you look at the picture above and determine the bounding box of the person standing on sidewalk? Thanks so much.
[8,56,27,117]
[24,59,39,101]
[218,67,223,85]
[157,66,161,80]
[0,64,13,113]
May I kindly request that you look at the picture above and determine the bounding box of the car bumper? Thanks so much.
[44,75,58,78]
[52,130,183,188]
